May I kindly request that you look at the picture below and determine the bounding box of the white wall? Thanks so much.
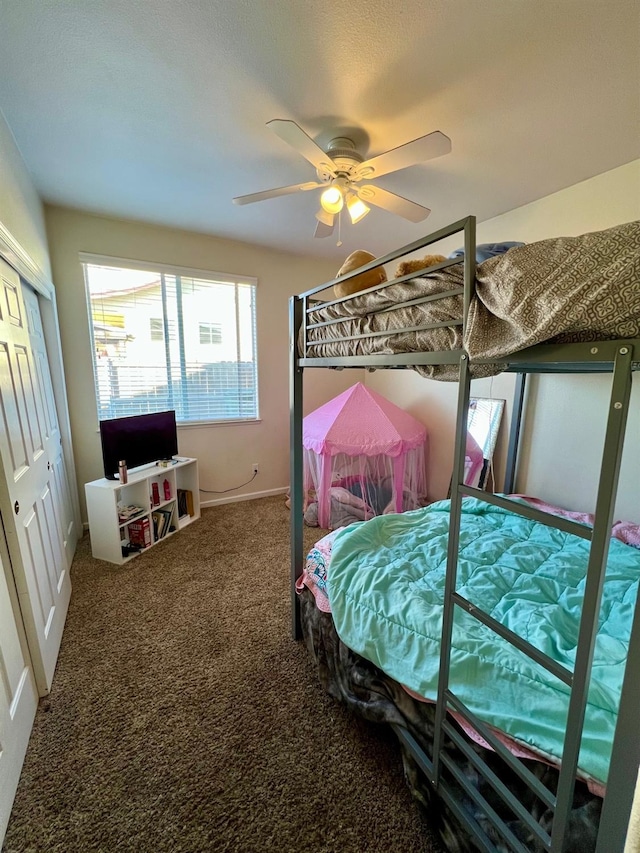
[367,160,640,522]
[45,206,362,521]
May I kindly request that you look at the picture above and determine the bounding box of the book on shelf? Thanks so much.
[152,507,174,540]
[177,489,194,518]
[127,517,151,548]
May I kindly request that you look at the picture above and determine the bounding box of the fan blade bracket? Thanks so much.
[354,166,375,181]
[357,186,376,201]
[316,165,336,182]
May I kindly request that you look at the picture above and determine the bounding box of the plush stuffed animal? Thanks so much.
[395,254,447,278]
[334,250,387,299]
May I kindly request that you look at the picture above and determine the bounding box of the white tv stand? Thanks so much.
[85,457,200,565]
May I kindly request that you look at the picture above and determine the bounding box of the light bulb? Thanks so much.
[346,194,370,224]
[320,185,344,215]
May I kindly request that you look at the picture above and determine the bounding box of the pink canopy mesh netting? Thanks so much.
[303,382,428,529]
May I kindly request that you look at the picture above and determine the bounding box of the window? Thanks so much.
[82,256,258,424]
[150,318,164,341]
[199,322,222,345]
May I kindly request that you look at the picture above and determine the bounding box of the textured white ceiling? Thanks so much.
[1,0,639,260]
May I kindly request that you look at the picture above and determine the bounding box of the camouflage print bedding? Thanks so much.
[299,588,602,852]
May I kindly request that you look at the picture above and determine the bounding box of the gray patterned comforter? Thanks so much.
[303,221,640,380]
[299,589,602,852]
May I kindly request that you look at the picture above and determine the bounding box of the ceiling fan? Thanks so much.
[232,120,452,238]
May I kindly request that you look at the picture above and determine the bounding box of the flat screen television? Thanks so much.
[99,410,178,480]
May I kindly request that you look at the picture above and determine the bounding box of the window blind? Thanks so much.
[82,258,258,424]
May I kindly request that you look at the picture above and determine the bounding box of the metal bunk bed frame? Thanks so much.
[289,215,640,853]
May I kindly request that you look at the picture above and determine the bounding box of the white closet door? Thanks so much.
[0,532,38,845]
[0,258,71,695]
[22,285,76,568]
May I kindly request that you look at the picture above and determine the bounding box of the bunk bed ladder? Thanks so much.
[431,343,634,853]
[552,344,632,849]
[596,535,640,851]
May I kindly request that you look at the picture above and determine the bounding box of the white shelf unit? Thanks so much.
[85,458,200,565]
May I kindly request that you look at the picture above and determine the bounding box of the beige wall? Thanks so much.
[0,110,51,279]
[367,160,640,522]
[0,111,83,543]
[626,770,640,853]
[44,206,361,521]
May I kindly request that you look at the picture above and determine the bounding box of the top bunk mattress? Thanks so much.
[302,220,640,380]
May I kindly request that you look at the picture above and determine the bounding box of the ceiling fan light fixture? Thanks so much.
[315,207,334,226]
[346,194,370,224]
[320,185,344,215]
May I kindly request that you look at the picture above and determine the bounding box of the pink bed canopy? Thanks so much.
[303,382,428,529]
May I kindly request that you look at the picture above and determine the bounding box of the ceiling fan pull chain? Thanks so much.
[337,209,343,247]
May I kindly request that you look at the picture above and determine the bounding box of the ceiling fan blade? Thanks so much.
[357,185,431,222]
[314,215,335,238]
[354,131,451,180]
[267,119,337,180]
[233,181,323,205]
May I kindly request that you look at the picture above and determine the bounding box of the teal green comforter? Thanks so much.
[328,498,640,784]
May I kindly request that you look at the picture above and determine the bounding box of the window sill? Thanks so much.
[178,419,262,429]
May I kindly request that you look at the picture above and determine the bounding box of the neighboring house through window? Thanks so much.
[150,318,164,341]
[82,256,258,423]
[199,322,222,345]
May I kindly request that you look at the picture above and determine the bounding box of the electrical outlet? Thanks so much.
[252,462,259,474]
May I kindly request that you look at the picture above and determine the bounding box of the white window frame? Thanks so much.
[81,253,259,426]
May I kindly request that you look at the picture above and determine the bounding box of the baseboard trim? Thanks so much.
[200,486,288,508]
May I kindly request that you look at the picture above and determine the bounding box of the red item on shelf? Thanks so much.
[128,517,151,548]
[163,479,171,500]
[152,482,160,506]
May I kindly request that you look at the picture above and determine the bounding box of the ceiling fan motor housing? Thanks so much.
[318,137,364,182]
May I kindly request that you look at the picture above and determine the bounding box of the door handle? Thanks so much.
[14,500,19,515]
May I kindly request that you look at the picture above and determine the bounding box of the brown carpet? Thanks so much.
[3,496,443,853]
